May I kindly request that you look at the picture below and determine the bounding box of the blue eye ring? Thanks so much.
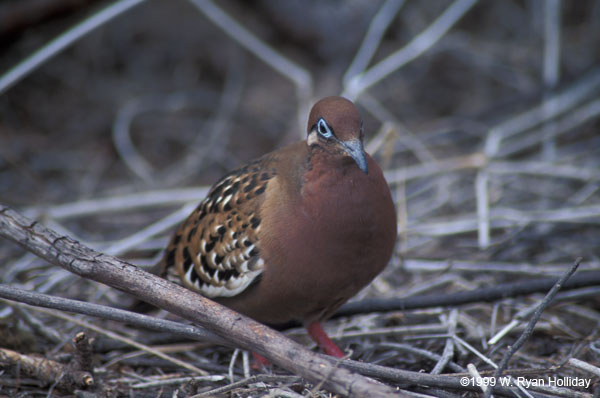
[317,118,333,138]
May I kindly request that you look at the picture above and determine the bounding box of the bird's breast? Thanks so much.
[261,153,397,275]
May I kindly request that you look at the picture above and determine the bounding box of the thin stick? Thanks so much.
[0,0,146,95]
[378,343,465,373]
[402,258,599,275]
[568,358,600,378]
[359,93,436,163]
[0,285,226,345]
[475,169,490,248]
[431,309,458,374]
[162,54,244,185]
[343,0,479,100]
[400,204,600,237]
[343,0,406,85]
[541,0,562,161]
[485,258,582,398]
[333,271,600,319]
[190,375,301,398]
[384,153,486,184]
[104,202,197,256]
[488,160,599,181]
[34,306,210,376]
[131,375,227,389]
[187,0,312,133]
[466,363,488,395]
[543,0,561,89]
[24,188,209,220]
[112,90,220,183]
[498,99,600,157]
[484,68,600,157]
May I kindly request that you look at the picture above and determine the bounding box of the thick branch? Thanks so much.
[0,204,401,398]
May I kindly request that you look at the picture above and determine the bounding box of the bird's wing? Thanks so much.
[160,158,276,298]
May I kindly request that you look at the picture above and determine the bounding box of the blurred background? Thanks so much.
[2,0,599,264]
[1,0,600,395]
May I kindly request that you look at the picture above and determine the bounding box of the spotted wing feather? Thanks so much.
[160,159,276,298]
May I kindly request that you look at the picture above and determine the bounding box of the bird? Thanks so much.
[158,96,397,359]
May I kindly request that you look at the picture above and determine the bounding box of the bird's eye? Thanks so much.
[317,118,333,138]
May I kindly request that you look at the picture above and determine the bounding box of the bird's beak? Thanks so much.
[342,139,368,174]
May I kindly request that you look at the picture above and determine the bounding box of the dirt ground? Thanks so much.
[1,0,600,397]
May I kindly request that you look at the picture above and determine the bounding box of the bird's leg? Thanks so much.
[251,352,271,370]
[306,321,345,358]
[251,322,343,370]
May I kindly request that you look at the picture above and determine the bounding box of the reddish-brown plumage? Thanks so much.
[160,96,397,356]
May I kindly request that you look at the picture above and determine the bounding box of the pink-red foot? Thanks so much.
[252,322,345,370]
[306,321,345,358]
[251,352,271,370]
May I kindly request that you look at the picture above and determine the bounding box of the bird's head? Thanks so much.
[306,96,368,174]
